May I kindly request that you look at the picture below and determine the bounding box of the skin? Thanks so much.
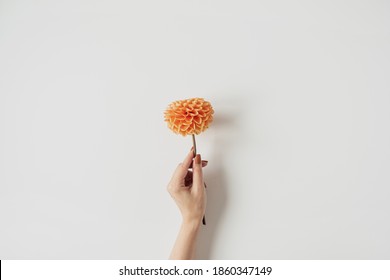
[167,148,207,260]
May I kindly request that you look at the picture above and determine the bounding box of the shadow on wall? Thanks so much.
[196,95,245,259]
[196,149,227,259]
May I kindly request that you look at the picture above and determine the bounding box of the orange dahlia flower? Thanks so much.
[164,98,214,136]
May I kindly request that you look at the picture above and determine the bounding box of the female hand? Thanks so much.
[167,148,207,225]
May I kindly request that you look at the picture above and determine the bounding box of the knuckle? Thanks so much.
[167,184,178,194]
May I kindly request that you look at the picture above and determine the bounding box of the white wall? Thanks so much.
[1,0,390,259]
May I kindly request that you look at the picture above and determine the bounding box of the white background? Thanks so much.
[1,0,389,259]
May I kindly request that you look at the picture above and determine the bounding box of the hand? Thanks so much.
[167,148,207,225]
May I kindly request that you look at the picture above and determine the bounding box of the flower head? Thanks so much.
[164,97,214,136]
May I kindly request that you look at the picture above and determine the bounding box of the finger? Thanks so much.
[171,148,195,184]
[192,154,204,193]
[181,147,196,170]
[189,160,208,169]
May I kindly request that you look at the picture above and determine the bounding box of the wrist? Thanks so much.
[182,218,202,230]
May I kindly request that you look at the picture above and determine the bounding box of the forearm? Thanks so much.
[169,220,201,260]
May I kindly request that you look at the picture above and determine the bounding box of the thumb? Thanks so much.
[192,154,204,193]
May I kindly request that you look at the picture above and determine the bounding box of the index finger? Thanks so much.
[171,148,195,183]
[181,147,195,170]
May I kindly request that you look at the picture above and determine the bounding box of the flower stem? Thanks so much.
[192,134,197,157]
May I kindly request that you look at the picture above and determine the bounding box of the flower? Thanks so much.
[164,97,214,136]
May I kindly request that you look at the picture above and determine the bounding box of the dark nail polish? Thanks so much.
[195,154,201,164]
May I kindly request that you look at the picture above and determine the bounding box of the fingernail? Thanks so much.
[190,146,194,152]
[195,154,201,164]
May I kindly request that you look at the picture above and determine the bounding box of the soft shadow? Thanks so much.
[196,149,227,259]
[195,107,239,259]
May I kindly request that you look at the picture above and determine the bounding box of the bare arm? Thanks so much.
[169,220,201,260]
[167,149,207,260]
